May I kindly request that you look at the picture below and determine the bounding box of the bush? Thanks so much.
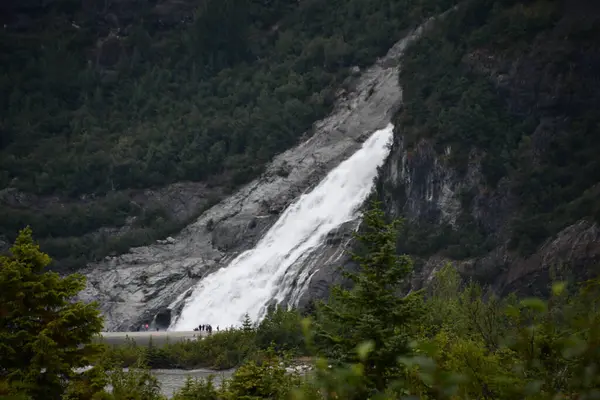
[255,306,306,355]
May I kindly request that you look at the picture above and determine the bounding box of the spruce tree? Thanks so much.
[0,228,105,399]
[242,313,253,331]
[315,201,425,392]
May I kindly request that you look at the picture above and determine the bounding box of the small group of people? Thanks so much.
[138,324,159,332]
[193,324,219,333]
[139,323,159,331]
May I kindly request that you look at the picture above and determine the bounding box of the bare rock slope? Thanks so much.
[79,28,425,331]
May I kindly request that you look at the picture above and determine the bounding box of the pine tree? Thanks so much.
[315,201,425,392]
[242,313,253,331]
[0,227,105,399]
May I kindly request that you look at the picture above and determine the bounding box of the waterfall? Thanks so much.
[169,123,394,330]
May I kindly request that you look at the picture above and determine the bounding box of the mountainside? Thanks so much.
[2,0,599,330]
[0,0,455,270]
[75,23,428,331]
[377,0,600,296]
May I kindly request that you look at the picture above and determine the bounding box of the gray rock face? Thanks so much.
[281,219,361,310]
[377,17,600,296]
[79,24,430,331]
[407,220,600,298]
[380,129,600,296]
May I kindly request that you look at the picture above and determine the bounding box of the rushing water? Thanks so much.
[170,124,394,330]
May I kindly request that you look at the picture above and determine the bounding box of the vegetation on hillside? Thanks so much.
[3,205,600,399]
[2,0,600,396]
[393,0,600,258]
[0,0,458,270]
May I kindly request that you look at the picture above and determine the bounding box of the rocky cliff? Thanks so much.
[377,0,600,296]
[379,135,600,296]
[78,25,431,331]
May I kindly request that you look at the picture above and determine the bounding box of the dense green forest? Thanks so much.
[392,0,600,259]
[3,0,598,273]
[2,207,600,399]
[0,0,457,270]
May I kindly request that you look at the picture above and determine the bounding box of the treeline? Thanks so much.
[0,0,457,269]
[0,0,460,194]
[2,205,600,399]
[394,0,600,257]
[0,191,219,272]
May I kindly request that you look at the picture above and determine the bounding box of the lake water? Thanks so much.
[151,368,236,398]
[80,361,310,397]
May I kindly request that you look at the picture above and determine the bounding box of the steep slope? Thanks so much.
[0,0,456,270]
[378,0,600,295]
[77,30,415,331]
[170,124,394,330]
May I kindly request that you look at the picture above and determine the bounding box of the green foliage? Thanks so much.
[62,364,113,400]
[171,376,221,400]
[286,264,600,400]
[242,314,254,332]
[171,352,304,400]
[315,202,425,392]
[112,260,600,400]
[104,308,306,371]
[407,264,600,399]
[3,225,600,400]
[104,328,256,370]
[399,0,559,173]
[62,359,167,400]
[224,354,300,400]
[0,0,460,270]
[108,363,165,400]
[0,228,105,399]
[2,2,600,397]
[395,0,600,257]
[255,305,306,355]
[0,191,220,273]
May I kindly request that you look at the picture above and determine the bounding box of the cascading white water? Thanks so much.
[170,123,394,330]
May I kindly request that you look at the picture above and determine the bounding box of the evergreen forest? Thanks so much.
[2,0,598,273]
[2,0,600,396]
[1,0,456,269]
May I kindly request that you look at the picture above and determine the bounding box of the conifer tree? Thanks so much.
[0,227,105,399]
[242,313,254,331]
[315,201,425,392]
